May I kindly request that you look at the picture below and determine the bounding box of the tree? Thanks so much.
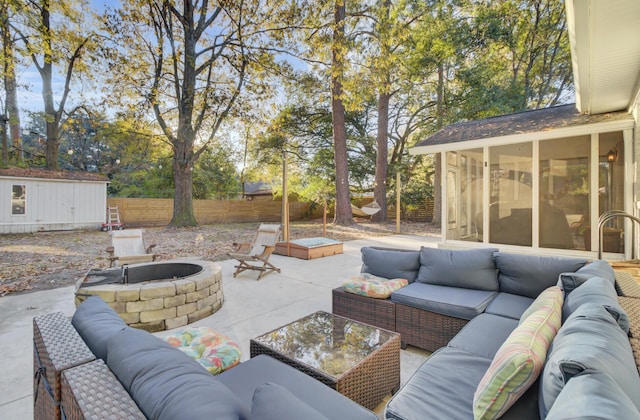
[1,0,21,165]
[15,0,94,170]
[331,0,354,225]
[105,0,299,227]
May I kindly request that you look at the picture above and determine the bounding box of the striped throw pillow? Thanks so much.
[473,286,563,420]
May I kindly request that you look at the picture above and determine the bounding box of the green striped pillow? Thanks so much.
[473,286,563,420]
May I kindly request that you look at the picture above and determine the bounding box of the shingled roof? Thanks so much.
[0,167,109,182]
[414,104,632,148]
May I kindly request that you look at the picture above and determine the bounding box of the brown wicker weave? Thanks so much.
[61,359,145,420]
[629,337,640,374]
[619,296,640,339]
[33,312,95,420]
[615,270,640,298]
[332,287,396,331]
[250,312,401,410]
[395,303,469,351]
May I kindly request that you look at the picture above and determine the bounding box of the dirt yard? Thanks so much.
[0,220,439,296]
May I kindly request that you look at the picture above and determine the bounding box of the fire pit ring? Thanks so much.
[75,259,223,332]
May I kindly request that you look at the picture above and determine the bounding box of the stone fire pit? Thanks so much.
[75,259,223,332]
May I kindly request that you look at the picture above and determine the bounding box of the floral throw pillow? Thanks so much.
[342,273,408,299]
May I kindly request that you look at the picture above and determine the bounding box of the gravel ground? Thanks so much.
[0,220,439,296]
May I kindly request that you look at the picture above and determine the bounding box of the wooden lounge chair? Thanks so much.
[229,224,282,280]
[106,229,157,267]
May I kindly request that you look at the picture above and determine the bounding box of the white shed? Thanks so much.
[0,168,108,234]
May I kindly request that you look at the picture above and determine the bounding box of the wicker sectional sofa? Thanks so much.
[332,246,640,419]
[33,296,377,420]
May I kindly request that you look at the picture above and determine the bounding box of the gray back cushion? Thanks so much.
[546,371,640,420]
[494,253,587,298]
[558,259,615,294]
[539,303,640,418]
[562,276,629,333]
[361,247,420,282]
[416,247,499,291]
[71,295,127,361]
[107,327,249,420]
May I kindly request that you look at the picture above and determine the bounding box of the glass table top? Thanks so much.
[252,311,395,378]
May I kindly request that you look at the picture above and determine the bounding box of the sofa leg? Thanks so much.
[401,341,408,350]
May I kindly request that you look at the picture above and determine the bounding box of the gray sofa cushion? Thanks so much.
[562,276,629,333]
[385,347,492,420]
[251,382,328,420]
[448,313,518,359]
[218,354,376,420]
[390,282,497,320]
[361,246,420,282]
[539,303,640,418]
[484,293,535,320]
[107,327,249,420]
[558,259,616,294]
[385,347,539,420]
[546,371,640,420]
[71,295,127,361]
[416,247,499,291]
[494,253,587,298]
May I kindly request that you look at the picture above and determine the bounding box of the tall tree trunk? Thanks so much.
[372,0,391,223]
[431,63,445,226]
[373,90,389,222]
[331,0,353,225]
[39,1,59,170]
[170,152,197,227]
[1,2,21,164]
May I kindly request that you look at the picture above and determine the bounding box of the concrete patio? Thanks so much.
[0,233,438,419]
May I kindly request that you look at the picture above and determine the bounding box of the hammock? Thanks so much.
[351,200,381,217]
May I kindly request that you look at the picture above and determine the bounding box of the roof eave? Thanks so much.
[410,116,635,155]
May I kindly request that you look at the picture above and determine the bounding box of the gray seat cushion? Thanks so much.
[361,246,420,282]
[390,282,497,320]
[385,347,492,420]
[71,295,127,361]
[539,303,640,418]
[218,354,377,420]
[250,382,328,420]
[558,259,615,294]
[416,247,499,291]
[106,327,249,420]
[484,293,535,320]
[494,252,587,298]
[546,370,640,420]
[562,276,629,333]
[448,313,518,359]
[385,347,540,420]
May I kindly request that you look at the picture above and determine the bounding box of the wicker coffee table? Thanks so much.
[250,311,400,410]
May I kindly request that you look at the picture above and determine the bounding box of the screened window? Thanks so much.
[12,185,26,215]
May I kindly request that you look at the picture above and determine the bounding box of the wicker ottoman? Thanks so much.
[163,326,241,375]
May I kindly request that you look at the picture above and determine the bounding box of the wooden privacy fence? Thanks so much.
[107,197,434,227]
[107,198,313,227]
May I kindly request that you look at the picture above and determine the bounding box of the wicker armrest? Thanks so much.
[62,359,145,419]
[33,312,96,420]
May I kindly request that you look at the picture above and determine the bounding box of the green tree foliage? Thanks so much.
[102,0,301,227]
[14,0,97,169]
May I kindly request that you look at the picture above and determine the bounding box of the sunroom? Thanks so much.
[411,104,635,259]
[411,0,640,260]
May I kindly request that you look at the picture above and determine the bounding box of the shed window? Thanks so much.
[12,185,25,215]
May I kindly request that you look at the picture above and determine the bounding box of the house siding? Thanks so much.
[0,177,107,234]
